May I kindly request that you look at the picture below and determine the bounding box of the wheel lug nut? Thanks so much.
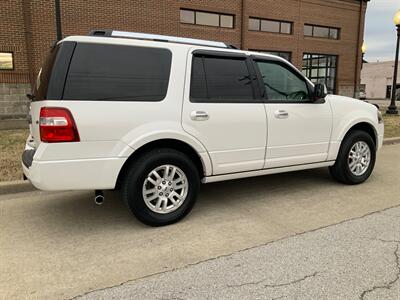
[168,182,172,185]
[166,193,169,196]
[162,181,166,184]
[159,192,163,196]
[170,188,173,192]
[157,186,161,190]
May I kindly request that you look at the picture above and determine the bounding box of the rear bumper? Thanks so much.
[22,152,126,191]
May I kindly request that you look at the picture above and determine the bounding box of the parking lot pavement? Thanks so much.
[78,205,400,300]
[0,144,399,299]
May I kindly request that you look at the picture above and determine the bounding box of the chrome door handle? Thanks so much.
[190,111,209,121]
[274,110,289,119]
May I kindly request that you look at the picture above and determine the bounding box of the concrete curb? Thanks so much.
[0,119,29,130]
[0,138,399,196]
[0,180,36,196]
[383,137,400,145]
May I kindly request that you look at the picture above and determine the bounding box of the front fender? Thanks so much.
[337,119,378,143]
[327,95,380,160]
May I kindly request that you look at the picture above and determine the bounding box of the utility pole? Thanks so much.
[55,0,62,41]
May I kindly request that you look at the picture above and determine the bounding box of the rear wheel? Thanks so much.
[122,148,200,226]
[329,130,376,185]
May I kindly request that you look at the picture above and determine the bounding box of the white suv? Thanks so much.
[22,30,384,226]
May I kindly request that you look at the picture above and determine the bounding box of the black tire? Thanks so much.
[122,148,200,226]
[329,130,376,185]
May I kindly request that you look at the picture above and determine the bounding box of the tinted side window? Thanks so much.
[63,43,172,101]
[190,55,254,102]
[256,61,310,102]
[190,56,207,99]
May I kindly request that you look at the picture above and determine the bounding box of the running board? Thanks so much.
[202,161,335,183]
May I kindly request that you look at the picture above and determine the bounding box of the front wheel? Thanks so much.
[122,148,200,226]
[329,130,376,185]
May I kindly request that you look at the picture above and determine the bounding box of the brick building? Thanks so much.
[0,0,368,119]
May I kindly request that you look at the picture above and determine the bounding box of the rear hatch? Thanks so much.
[28,41,76,147]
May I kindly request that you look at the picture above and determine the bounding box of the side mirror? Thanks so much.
[313,83,327,101]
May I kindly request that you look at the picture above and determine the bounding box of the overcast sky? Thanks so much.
[364,0,399,62]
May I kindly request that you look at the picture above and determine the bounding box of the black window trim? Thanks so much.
[0,51,15,71]
[189,50,262,103]
[249,49,292,62]
[180,8,235,29]
[248,17,293,35]
[250,55,319,104]
[304,24,340,40]
[192,49,246,59]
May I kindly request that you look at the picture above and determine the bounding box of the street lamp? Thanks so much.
[361,41,367,69]
[387,9,400,115]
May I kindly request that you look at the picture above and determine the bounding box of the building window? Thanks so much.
[0,52,13,70]
[249,17,292,34]
[304,24,340,40]
[386,86,392,99]
[302,53,338,94]
[250,50,292,62]
[180,9,234,28]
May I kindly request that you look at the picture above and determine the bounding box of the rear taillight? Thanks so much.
[39,107,80,143]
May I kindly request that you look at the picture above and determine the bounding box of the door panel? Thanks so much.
[264,103,332,168]
[182,51,267,175]
[252,58,332,168]
[183,103,267,174]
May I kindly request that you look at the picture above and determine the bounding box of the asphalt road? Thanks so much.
[78,205,400,300]
[1,144,400,300]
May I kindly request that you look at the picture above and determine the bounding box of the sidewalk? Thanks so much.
[366,98,399,107]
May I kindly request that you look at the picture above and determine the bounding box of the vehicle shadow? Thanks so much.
[200,167,333,204]
[33,167,335,232]
[190,167,337,217]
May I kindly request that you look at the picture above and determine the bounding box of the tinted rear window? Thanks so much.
[33,42,76,101]
[33,45,60,101]
[63,43,172,101]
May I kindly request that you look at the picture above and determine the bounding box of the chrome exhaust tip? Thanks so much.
[94,190,104,205]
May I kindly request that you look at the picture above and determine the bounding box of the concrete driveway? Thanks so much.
[1,144,400,299]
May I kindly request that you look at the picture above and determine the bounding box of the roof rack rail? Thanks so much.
[88,30,233,49]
